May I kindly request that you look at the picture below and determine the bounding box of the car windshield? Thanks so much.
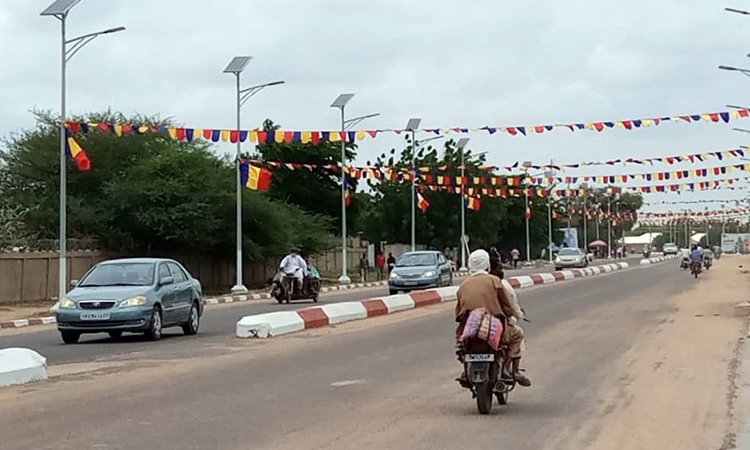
[396,253,437,267]
[665,243,677,248]
[558,249,580,256]
[78,262,155,287]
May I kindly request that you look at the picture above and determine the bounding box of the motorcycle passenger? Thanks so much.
[279,247,308,294]
[455,249,531,387]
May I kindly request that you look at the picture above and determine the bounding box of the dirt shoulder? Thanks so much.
[556,256,750,450]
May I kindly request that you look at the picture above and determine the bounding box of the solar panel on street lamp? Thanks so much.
[40,0,80,16]
[224,56,252,74]
[331,94,354,109]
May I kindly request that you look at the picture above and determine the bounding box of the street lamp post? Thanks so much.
[581,183,589,248]
[521,161,533,262]
[405,118,444,251]
[41,0,125,304]
[406,118,422,252]
[545,174,557,263]
[456,138,471,272]
[607,196,611,257]
[726,7,750,16]
[547,196,553,262]
[224,56,285,294]
[331,94,379,284]
[719,65,750,78]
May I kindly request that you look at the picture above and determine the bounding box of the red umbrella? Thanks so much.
[588,240,608,248]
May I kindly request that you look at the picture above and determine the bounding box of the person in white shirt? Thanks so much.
[279,248,308,293]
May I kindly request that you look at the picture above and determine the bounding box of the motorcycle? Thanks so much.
[642,249,651,258]
[456,310,521,415]
[270,266,321,304]
[680,257,690,270]
[691,261,702,279]
[704,258,712,271]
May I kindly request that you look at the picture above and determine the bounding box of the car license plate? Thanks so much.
[465,354,494,362]
[79,312,110,320]
[404,281,417,286]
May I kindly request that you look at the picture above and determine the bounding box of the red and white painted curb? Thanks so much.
[639,255,679,265]
[205,273,472,305]
[0,273,474,331]
[236,262,630,338]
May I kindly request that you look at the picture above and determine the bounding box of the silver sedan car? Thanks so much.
[554,248,589,271]
[56,258,204,344]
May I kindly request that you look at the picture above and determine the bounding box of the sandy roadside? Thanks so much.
[548,256,750,450]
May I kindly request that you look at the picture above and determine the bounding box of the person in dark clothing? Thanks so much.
[386,252,396,274]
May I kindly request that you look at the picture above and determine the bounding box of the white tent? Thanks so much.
[621,232,662,245]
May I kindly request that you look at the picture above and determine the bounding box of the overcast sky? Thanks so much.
[2,0,750,215]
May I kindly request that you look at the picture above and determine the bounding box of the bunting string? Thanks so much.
[482,147,748,172]
[62,107,750,145]
[238,158,750,189]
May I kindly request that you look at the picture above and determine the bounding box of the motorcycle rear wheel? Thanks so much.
[475,380,493,415]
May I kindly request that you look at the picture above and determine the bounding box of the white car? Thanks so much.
[554,248,589,271]
[663,243,679,255]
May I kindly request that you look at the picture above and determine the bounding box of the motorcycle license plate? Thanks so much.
[464,354,494,362]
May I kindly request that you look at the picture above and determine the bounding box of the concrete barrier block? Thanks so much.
[321,302,368,325]
[560,270,576,280]
[539,273,556,284]
[0,348,48,387]
[434,286,458,302]
[514,276,534,288]
[381,294,416,313]
[236,311,305,338]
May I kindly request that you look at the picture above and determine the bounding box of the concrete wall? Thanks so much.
[0,241,420,304]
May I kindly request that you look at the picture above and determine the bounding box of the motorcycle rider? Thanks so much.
[689,244,703,270]
[279,247,308,294]
[455,249,531,387]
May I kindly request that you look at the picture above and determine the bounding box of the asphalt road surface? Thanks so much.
[0,259,693,450]
[0,257,639,365]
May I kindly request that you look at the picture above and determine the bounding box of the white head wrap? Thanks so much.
[468,249,490,275]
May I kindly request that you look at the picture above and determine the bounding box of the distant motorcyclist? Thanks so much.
[689,245,703,266]
[455,249,530,387]
[279,247,308,294]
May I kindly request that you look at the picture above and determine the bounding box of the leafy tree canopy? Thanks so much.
[0,110,334,259]
[359,135,560,258]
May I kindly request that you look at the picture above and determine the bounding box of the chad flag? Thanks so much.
[417,192,430,213]
[466,196,480,211]
[240,161,272,191]
[64,128,91,171]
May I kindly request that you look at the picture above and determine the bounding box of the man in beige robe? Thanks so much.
[455,249,530,387]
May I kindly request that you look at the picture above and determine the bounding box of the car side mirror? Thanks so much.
[159,276,174,286]
[69,279,78,288]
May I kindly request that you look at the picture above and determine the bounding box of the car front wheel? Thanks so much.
[144,307,163,341]
[181,303,200,336]
[60,330,80,344]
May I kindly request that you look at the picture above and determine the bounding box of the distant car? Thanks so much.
[56,258,204,344]
[554,248,589,271]
[663,243,679,255]
[388,250,453,295]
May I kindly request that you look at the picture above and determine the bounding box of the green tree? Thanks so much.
[0,110,335,259]
[361,136,552,257]
[249,119,362,235]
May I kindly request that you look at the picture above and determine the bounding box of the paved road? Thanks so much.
[0,261,690,450]
[0,258,638,365]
